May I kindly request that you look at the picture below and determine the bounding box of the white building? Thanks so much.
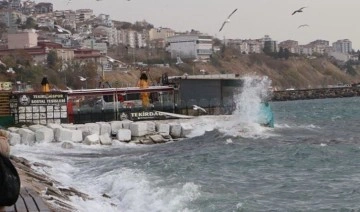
[148,27,175,41]
[332,39,352,53]
[76,9,93,23]
[82,38,108,55]
[166,34,213,60]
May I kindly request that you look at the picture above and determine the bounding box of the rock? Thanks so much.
[35,127,54,143]
[8,132,21,146]
[130,122,148,137]
[83,134,100,145]
[99,133,112,145]
[61,141,74,149]
[18,128,36,145]
[156,123,170,136]
[116,129,131,142]
[149,134,165,143]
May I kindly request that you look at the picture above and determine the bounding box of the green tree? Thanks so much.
[47,50,58,69]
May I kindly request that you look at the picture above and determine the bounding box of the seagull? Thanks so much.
[219,8,238,32]
[78,76,87,81]
[298,24,309,29]
[193,105,207,113]
[292,7,307,15]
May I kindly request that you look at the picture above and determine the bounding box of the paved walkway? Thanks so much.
[5,187,51,212]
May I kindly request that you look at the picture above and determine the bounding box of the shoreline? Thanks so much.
[10,155,91,212]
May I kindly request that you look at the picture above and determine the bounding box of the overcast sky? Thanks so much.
[38,0,360,50]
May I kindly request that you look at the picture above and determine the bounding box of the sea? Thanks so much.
[10,76,360,212]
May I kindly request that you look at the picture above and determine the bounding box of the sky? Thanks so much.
[37,0,360,50]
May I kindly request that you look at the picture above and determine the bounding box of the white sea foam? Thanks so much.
[11,144,201,212]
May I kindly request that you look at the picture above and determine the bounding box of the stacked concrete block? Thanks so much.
[99,133,112,145]
[130,122,148,137]
[169,123,182,138]
[83,134,100,145]
[110,121,123,135]
[35,127,54,143]
[156,123,170,136]
[18,128,36,145]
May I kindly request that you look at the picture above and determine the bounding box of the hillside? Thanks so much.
[104,53,360,90]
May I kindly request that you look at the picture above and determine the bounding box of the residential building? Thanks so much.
[0,9,23,30]
[148,27,175,41]
[82,38,108,55]
[7,30,38,49]
[332,39,352,53]
[278,40,299,54]
[34,2,53,14]
[308,39,330,55]
[299,44,313,55]
[76,9,93,23]
[97,14,113,27]
[328,51,352,62]
[166,34,213,60]
[22,0,36,15]
[262,35,277,53]
[9,0,21,11]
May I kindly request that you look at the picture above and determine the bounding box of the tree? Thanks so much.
[47,50,58,69]
[284,48,290,60]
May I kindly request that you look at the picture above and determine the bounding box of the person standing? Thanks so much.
[138,72,150,108]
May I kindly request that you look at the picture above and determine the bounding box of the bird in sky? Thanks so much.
[219,8,238,32]
[78,76,87,81]
[292,7,307,15]
[298,24,309,29]
[193,105,207,113]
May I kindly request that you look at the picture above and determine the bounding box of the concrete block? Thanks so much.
[7,127,19,133]
[150,134,165,143]
[18,128,35,145]
[8,133,21,146]
[71,130,83,143]
[54,128,73,142]
[116,129,131,142]
[98,122,111,135]
[83,134,100,145]
[61,141,74,149]
[169,123,182,138]
[145,121,156,134]
[130,122,148,137]
[84,123,100,135]
[35,127,54,143]
[61,123,77,130]
[29,124,46,132]
[181,123,193,138]
[121,120,133,129]
[99,133,112,145]
[46,123,63,130]
[110,121,123,135]
[156,123,170,135]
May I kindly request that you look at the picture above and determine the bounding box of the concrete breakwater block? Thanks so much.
[46,123,62,130]
[169,123,182,138]
[98,122,111,135]
[35,127,54,143]
[8,132,21,146]
[29,124,46,132]
[83,134,100,145]
[110,121,123,135]
[156,123,170,136]
[99,133,112,145]
[54,128,82,143]
[18,128,36,145]
[181,123,193,138]
[116,129,131,142]
[130,122,148,137]
[121,120,133,129]
[84,123,100,135]
[145,121,156,134]
[150,134,165,143]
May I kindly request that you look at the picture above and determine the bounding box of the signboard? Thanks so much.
[0,82,13,91]
[118,110,167,121]
[10,92,68,124]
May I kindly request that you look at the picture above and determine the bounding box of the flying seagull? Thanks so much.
[219,8,238,32]
[292,7,307,15]
[193,105,207,113]
[298,24,309,29]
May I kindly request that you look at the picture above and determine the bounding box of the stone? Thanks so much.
[130,122,148,137]
[99,133,112,145]
[116,129,131,142]
[8,133,21,146]
[35,127,54,143]
[84,123,100,135]
[149,134,165,143]
[83,134,100,145]
[145,121,156,134]
[61,141,74,149]
[121,120,133,129]
[169,123,182,138]
[156,123,170,135]
[18,128,36,145]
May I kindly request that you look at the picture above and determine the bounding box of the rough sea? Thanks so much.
[11,77,360,212]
